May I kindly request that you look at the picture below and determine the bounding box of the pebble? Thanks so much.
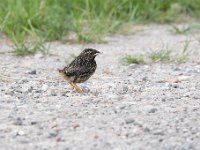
[65,93,72,97]
[128,64,138,69]
[125,118,135,124]
[142,76,148,81]
[21,85,32,93]
[153,130,165,136]
[13,117,23,126]
[186,68,198,74]
[30,121,37,125]
[143,127,150,132]
[42,84,48,91]
[172,67,181,71]
[183,92,190,97]
[27,69,37,75]
[34,53,44,59]
[167,78,179,83]
[163,144,176,150]
[81,84,90,93]
[16,130,25,136]
[143,105,158,114]
[178,75,190,81]
[148,108,158,113]
[50,91,57,96]
[122,86,129,93]
[170,83,178,88]
[33,93,40,98]
[181,143,194,150]
[48,130,58,138]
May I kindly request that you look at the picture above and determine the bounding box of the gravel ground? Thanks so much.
[1,24,200,150]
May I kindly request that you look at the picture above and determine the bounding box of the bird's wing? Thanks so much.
[64,66,94,77]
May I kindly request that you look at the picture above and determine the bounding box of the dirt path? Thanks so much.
[1,24,200,150]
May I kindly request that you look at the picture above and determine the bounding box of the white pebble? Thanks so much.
[178,75,190,81]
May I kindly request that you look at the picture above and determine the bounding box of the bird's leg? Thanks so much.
[71,82,83,93]
[68,82,75,90]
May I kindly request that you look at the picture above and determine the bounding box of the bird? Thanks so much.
[58,48,102,93]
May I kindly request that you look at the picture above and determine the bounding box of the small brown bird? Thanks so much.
[59,48,102,93]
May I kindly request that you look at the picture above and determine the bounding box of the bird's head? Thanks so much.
[80,48,102,59]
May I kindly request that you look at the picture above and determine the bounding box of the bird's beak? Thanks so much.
[95,52,103,55]
[58,68,62,73]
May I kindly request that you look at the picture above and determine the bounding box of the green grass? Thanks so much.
[0,0,200,55]
[121,54,145,65]
[175,40,190,63]
[122,41,191,64]
[13,41,49,56]
[170,25,191,34]
[148,45,172,62]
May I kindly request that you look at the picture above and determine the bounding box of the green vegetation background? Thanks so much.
[0,0,199,55]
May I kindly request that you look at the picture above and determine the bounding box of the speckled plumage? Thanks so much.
[59,48,101,92]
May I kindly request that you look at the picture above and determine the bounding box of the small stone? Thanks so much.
[30,121,37,125]
[94,135,99,139]
[65,93,72,97]
[143,105,158,114]
[16,130,25,136]
[48,131,58,138]
[33,93,40,98]
[50,90,57,96]
[13,117,23,126]
[163,144,176,150]
[178,75,190,81]
[183,92,190,97]
[128,64,138,69]
[153,130,165,135]
[21,85,32,93]
[123,86,129,92]
[42,84,48,91]
[143,65,150,69]
[186,68,198,74]
[81,84,90,93]
[171,83,178,88]
[112,108,118,114]
[148,108,158,113]
[56,105,61,109]
[102,68,110,74]
[167,78,179,83]
[143,127,150,132]
[34,53,43,59]
[120,106,126,110]
[181,142,194,150]
[35,90,42,93]
[161,99,166,102]
[72,124,80,129]
[142,76,148,81]
[27,69,36,75]
[172,66,181,71]
[56,137,64,142]
[125,118,135,124]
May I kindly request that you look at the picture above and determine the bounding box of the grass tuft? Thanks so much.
[148,45,172,62]
[121,41,191,65]
[170,25,191,34]
[121,54,145,65]
[174,40,190,63]
[13,41,49,56]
